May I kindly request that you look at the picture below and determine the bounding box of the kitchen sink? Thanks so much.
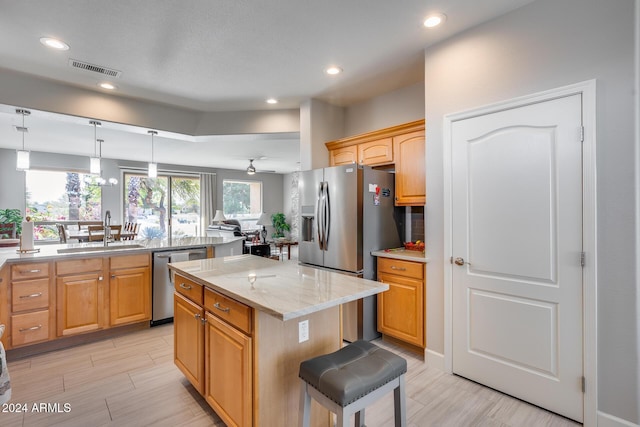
[57,244,145,254]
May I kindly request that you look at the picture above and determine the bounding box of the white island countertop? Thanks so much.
[169,255,389,321]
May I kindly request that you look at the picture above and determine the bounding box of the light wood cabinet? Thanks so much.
[9,261,54,348]
[109,254,151,326]
[205,311,253,427]
[174,292,205,394]
[329,145,358,166]
[358,138,393,165]
[394,130,426,206]
[56,258,106,336]
[326,120,425,205]
[377,257,425,348]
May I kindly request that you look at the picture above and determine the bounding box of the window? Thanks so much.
[222,180,262,229]
[123,172,200,239]
[25,170,102,240]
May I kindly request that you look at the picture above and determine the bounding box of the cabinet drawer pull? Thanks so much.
[19,292,43,299]
[390,266,407,271]
[20,269,41,274]
[180,283,192,290]
[214,302,230,313]
[19,324,43,332]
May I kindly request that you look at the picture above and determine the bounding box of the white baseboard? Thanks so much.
[597,411,639,427]
[425,348,445,371]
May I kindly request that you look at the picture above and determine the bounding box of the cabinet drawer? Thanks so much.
[11,262,49,280]
[174,274,203,305]
[12,278,49,312]
[378,257,423,279]
[205,288,252,335]
[110,253,149,270]
[56,257,104,276]
[12,310,49,346]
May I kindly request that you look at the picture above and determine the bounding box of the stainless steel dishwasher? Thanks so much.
[152,247,208,326]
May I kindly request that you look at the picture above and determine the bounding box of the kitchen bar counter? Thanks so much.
[168,254,388,321]
[169,254,389,426]
[371,247,430,263]
[0,236,244,269]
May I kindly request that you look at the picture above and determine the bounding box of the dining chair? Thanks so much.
[56,223,67,243]
[109,225,122,241]
[87,225,104,241]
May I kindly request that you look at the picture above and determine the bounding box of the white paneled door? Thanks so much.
[451,94,583,422]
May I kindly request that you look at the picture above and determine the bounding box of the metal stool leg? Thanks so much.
[394,374,407,427]
[299,379,311,427]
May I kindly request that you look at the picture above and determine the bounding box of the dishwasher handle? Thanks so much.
[155,250,207,259]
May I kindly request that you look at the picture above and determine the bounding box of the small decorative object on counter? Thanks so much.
[403,240,425,251]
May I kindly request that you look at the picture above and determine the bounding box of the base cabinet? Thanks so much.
[377,257,425,348]
[174,292,205,394]
[109,254,151,326]
[205,312,253,427]
[56,258,106,337]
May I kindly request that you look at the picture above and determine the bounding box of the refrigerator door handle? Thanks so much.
[316,182,324,250]
[324,182,330,249]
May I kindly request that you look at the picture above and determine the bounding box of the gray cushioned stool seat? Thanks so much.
[299,340,407,405]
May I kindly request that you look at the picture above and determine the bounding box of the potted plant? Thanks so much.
[271,213,290,239]
[0,208,23,237]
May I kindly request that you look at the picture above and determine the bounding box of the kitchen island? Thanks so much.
[168,255,389,427]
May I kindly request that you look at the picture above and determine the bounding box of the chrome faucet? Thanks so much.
[104,210,112,246]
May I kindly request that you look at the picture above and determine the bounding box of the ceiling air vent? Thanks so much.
[68,58,122,78]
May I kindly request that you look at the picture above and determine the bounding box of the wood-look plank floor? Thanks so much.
[1,323,580,427]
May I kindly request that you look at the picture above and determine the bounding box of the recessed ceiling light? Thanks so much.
[266,98,278,104]
[325,66,343,75]
[39,37,70,50]
[98,82,116,90]
[423,13,446,28]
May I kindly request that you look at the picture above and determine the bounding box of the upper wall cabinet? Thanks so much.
[326,120,425,206]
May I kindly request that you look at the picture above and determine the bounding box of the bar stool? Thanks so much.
[299,340,407,427]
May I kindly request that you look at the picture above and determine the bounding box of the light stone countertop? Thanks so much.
[0,236,243,270]
[169,255,389,321]
[371,248,430,263]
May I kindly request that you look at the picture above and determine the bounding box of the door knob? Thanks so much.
[454,257,467,266]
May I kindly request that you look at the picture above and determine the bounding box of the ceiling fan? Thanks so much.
[246,158,275,175]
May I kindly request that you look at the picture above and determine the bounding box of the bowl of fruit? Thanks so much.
[403,240,425,252]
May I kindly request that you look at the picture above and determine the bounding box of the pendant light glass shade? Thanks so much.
[148,130,158,178]
[15,108,30,171]
[16,150,30,170]
[148,162,158,178]
[89,156,101,174]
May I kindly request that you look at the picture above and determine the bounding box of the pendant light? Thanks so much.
[15,108,31,171]
[148,130,158,178]
[89,120,101,174]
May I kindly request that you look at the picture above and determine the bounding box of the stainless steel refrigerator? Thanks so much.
[298,164,401,341]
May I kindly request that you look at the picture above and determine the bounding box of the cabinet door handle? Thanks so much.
[19,324,42,332]
[111,275,116,279]
[200,317,207,325]
[19,292,43,299]
[390,266,407,271]
[214,302,230,313]
[98,276,104,281]
[180,283,192,290]
[195,313,201,320]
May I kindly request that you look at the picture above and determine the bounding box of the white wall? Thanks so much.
[423,0,637,423]
[344,81,425,136]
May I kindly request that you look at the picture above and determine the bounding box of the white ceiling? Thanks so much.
[0,0,535,173]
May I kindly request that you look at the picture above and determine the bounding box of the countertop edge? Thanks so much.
[371,249,429,263]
